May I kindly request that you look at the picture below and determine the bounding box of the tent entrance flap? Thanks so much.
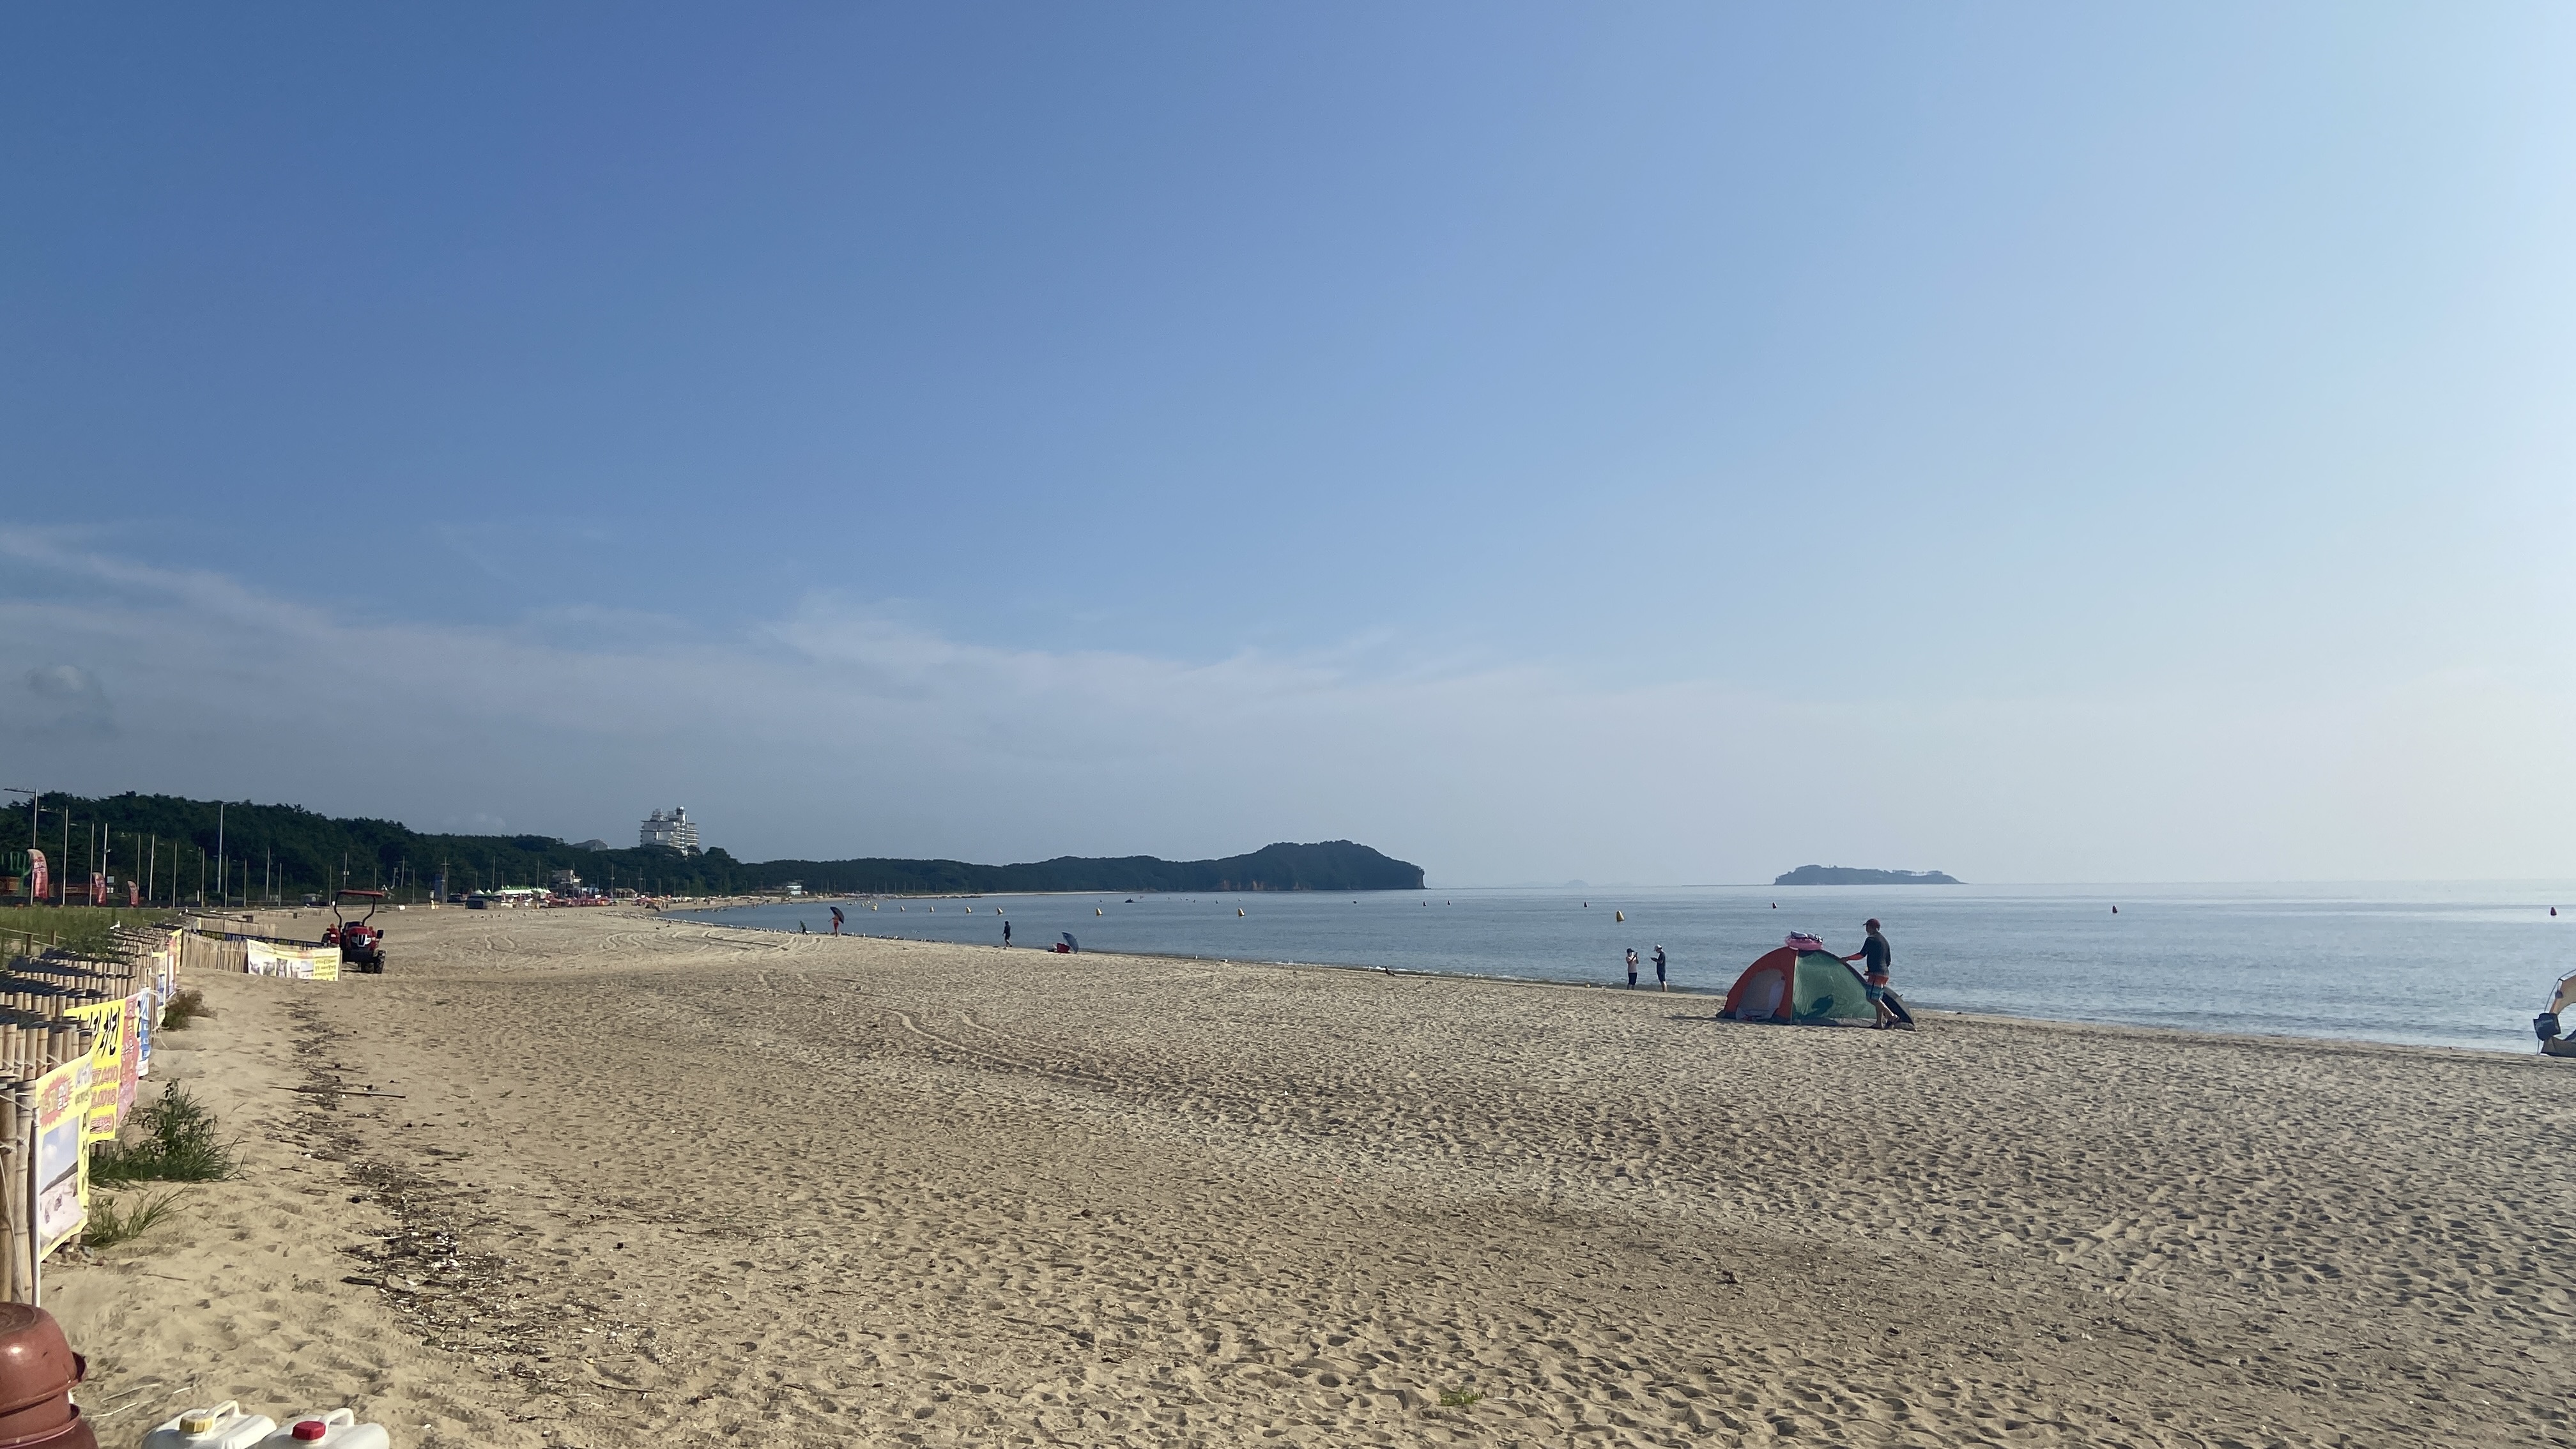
[1721,948,1799,1020]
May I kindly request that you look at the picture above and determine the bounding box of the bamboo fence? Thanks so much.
[0,923,180,1302]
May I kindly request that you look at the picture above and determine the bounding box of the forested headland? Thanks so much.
[5,792,1423,903]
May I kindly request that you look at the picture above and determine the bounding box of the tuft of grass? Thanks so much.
[90,1084,238,1186]
[82,1189,183,1249]
[1438,1388,1484,1409]
[159,988,212,1031]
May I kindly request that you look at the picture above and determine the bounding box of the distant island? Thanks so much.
[20,792,1423,899]
[1773,864,1962,886]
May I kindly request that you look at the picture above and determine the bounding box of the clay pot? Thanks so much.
[0,1307,84,1448]
[0,1397,75,1449]
[0,1307,80,1409]
[0,1411,93,1449]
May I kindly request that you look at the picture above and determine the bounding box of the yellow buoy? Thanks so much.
[1615,910,1624,922]
[1238,907,1246,916]
[871,903,878,910]
[1096,907,1103,916]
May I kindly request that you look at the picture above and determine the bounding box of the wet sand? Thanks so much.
[50,906,2576,1447]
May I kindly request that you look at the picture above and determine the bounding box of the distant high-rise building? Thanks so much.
[640,808,698,853]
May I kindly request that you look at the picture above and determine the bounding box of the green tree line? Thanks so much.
[4,792,740,905]
[3,793,1423,905]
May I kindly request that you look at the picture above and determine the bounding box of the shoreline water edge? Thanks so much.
[670,879,2576,1055]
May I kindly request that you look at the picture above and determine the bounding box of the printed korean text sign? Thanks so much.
[66,999,127,1142]
[116,993,141,1121]
[247,940,340,981]
[139,928,180,1078]
[157,927,180,1000]
[33,1056,89,1260]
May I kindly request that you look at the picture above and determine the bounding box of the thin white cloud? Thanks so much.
[0,532,2567,884]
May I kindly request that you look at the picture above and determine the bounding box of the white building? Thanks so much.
[639,808,698,853]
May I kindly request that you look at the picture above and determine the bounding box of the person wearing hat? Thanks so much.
[1651,945,1668,992]
[1843,919,1896,1028]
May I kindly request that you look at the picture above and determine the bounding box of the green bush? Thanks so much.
[90,1085,237,1185]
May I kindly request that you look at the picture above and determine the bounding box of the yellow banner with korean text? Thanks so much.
[66,995,141,1143]
[33,1055,89,1261]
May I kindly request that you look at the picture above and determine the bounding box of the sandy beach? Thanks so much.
[46,906,2576,1448]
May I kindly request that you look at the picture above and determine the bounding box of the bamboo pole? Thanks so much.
[0,1087,20,1303]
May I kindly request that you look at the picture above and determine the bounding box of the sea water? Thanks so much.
[672,882,2576,1054]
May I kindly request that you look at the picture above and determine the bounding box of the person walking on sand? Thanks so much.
[1843,919,1896,1029]
[1625,947,1639,988]
[1652,945,1668,992]
[1002,918,1012,947]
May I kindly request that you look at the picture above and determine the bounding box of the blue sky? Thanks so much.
[4,4,2571,884]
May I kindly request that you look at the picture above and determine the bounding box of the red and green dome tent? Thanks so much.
[1721,945,1878,1024]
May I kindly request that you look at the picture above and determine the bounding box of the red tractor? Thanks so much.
[325,889,389,974]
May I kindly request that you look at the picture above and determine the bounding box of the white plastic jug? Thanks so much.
[142,1402,278,1449]
[256,1409,390,1448]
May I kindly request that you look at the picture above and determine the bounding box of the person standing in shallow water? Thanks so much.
[1652,945,1668,992]
[1843,919,1896,1028]
[1624,947,1639,988]
[1002,918,1011,947]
